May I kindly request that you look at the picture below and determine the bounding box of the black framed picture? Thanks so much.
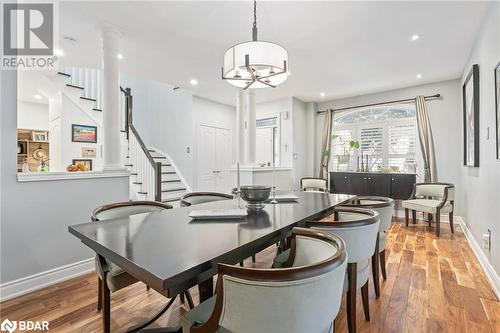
[72,124,97,143]
[495,61,500,159]
[462,64,480,167]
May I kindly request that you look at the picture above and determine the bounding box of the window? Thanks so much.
[330,104,417,172]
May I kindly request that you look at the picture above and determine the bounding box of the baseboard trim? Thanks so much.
[457,217,500,299]
[0,258,94,302]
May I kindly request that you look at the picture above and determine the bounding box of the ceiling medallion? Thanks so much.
[222,0,288,89]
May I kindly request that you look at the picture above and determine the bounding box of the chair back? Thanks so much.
[91,201,172,221]
[342,196,394,233]
[180,192,233,207]
[307,207,379,263]
[193,228,347,333]
[300,177,327,192]
[414,183,455,200]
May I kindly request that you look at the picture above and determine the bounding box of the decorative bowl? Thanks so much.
[239,185,271,210]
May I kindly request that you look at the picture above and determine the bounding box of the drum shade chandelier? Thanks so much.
[222,0,288,89]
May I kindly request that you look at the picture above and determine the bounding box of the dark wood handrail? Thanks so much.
[121,87,162,202]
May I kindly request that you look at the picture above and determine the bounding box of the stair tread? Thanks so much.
[161,163,172,166]
[162,188,186,193]
[66,84,84,89]
[124,164,133,167]
[162,171,176,174]
[138,191,148,194]
[131,173,138,175]
[152,156,167,159]
[161,180,181,183]
[133,182,142,185]
[57,72,70,77]
[92,108,102,112]
[80,96,96,102]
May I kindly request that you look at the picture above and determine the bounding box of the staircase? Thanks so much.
[55,69,103,114]
[128,147,187,206]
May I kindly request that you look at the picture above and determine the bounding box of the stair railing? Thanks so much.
[66,67,103,110]
[121,87,162,202]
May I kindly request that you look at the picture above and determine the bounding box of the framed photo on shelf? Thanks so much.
[72,159,92,171]
[81,147,97,158]
[495,61,500,159]
[32,130,48,142]
[72,124,97,143]
[462,64,480,167]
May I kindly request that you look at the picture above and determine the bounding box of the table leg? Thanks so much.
[198,277,214,303]
[126,295,179,333]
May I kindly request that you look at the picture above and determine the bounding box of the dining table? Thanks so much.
[68,191,354,332]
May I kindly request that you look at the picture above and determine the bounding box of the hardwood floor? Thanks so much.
[1,218,499,332]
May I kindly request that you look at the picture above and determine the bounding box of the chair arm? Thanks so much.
[436,186,452,209]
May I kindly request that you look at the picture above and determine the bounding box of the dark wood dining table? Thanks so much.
[69,191,353,332]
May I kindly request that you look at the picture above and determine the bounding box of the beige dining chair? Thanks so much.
[300,177,328,192]
[181,227,347,333]
[92,201,193,333]
[340,196,394,295]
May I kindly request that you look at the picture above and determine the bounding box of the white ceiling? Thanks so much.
[58,1,492,106]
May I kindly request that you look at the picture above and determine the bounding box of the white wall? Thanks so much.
[460,3,500,277]
[192,96,236,189]
[17,101,49,130]
[291,97,309,190]
[1,70,129,286]
[317,79,463,210]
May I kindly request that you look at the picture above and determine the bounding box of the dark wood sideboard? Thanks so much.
[329,172,416,200]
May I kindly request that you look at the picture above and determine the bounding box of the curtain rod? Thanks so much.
[316,93,441,115]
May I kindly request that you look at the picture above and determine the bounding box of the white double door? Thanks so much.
[197,125,232,192]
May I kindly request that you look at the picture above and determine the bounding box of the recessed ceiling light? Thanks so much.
[53,49,64,57]
[190,79,198,86]
[117,53,123,60]
[34,94,42,100]
[320,92,325,97]
[416,74,422,79]
[410,34,420,42]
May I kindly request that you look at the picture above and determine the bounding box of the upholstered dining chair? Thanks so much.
[181,227,347,333]
[304,207,380,333]
[402,183,455,237]
[340,196,394,296]
[92,201,194,332]
[180,192,233,207]
[300,177,328,192]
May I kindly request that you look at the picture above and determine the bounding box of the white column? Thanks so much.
[236,89,256,165]
[101,25,124,170]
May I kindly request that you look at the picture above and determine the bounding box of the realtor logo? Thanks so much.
[3,3,53,55]
[0,319,17,333]
[0,318,49,332]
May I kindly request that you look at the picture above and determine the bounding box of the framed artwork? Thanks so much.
[72,159,92,171]
[495,61,500,159]
[81,147,97,158]
[462,64,480,167]
[72,124,97,143]
[32,130,48,142]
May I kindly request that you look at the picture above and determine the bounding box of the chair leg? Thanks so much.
[101,275,111,333]
[405,208,409,227]
[180,292,185,304]
[252,254,256,263]
[146,285,150,291]
[184,290,195,309]
[371,236,380,298]
[428,213,432,227]
[435,210,441,237]
[97,277,102,312]
[380,249,387,280]
[347,263,357,333]
[412,210,417,224]
[449,211,454,233]
[361,281,370,321]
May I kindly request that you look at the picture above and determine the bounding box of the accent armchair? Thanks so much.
[402,182,455,237]
[181,227,347,333]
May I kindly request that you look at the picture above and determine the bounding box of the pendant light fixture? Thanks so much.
[222,0,288,89]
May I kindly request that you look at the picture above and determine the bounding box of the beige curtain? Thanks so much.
[319,110,332,179]
[415,96,437,182]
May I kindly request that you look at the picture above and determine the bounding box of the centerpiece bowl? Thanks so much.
[239,185,271,210]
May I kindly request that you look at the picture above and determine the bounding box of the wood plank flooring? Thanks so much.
[1,218,499,332]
